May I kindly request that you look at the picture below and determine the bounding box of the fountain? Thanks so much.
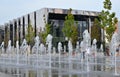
[57,42,62,77]
[20,39,28,54]
[82,30,91,48]
[58,42,62,54]
[79,29,91,73]
[6,40,12,55]
[16,41,19,64]
[32,36,40,54]
[80,41,85,59]
[86,47,90,72]
[63,45,66,53]
[58,42,62,71]
[0,41,4,54]
[68,39,73,56]
[39,43,45,55]
[16,40,20,77]
[52,47,56,55]
[46,34,53,53]
[110,32,119,56]
[91,39,97,56]
[0,29,120,77]
[46,34,53,77]
[110,32,119,76]
[100,44,103,52]
[75,41,80,54]
[80,29,91,59]
[68,39,73,77]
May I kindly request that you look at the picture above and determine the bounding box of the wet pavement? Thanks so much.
[80,71,120,77]
[0,72,15,77]
[0,55,120,77]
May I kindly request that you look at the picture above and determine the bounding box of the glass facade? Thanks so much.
[48,13,98,48]
[78,21,88,40]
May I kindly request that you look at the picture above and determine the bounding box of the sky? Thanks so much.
[0,0,119,25]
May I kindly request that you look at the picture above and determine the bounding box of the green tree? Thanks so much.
[40,23,51,44]
[62,8,78,46]
[39,15,51,44]
[98,0,118,42]
[71,25,78,46]
[25,22,35,46]
[4,26,9,48]
[91,19,101,42]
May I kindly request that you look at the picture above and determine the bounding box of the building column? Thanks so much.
[18,18,21,46]
[88,17,91,35]
[12,22,15,47]
[9,21,14,46]
[13,20,17,47]
[22,16,25,39]
[34,11,37,36]
[20,18,23,43]
[17,20,19,43]
[28,14,30,25]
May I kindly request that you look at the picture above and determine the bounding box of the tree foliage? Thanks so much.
[71,25,78,46]
[39,14,51,44]
[25,22,35,45]
[40,23,51,44]
[4,26,9,48]
[62,8,78,46]
[91,19,101,42]
[98,0,118,42]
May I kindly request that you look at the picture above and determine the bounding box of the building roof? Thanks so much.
[2,8,100,25]
[45,8,100,16]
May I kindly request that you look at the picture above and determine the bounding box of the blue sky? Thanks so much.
[0,0,119,25]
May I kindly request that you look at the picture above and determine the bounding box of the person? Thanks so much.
[118,44,120,56]
[116,44,120,56]
[118,44,120,53]
[106,46,110,56]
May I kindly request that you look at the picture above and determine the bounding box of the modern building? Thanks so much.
[3,8,100,47]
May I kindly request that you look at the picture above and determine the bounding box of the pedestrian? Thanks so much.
[118,44,120,56]
[116,44,120,56]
